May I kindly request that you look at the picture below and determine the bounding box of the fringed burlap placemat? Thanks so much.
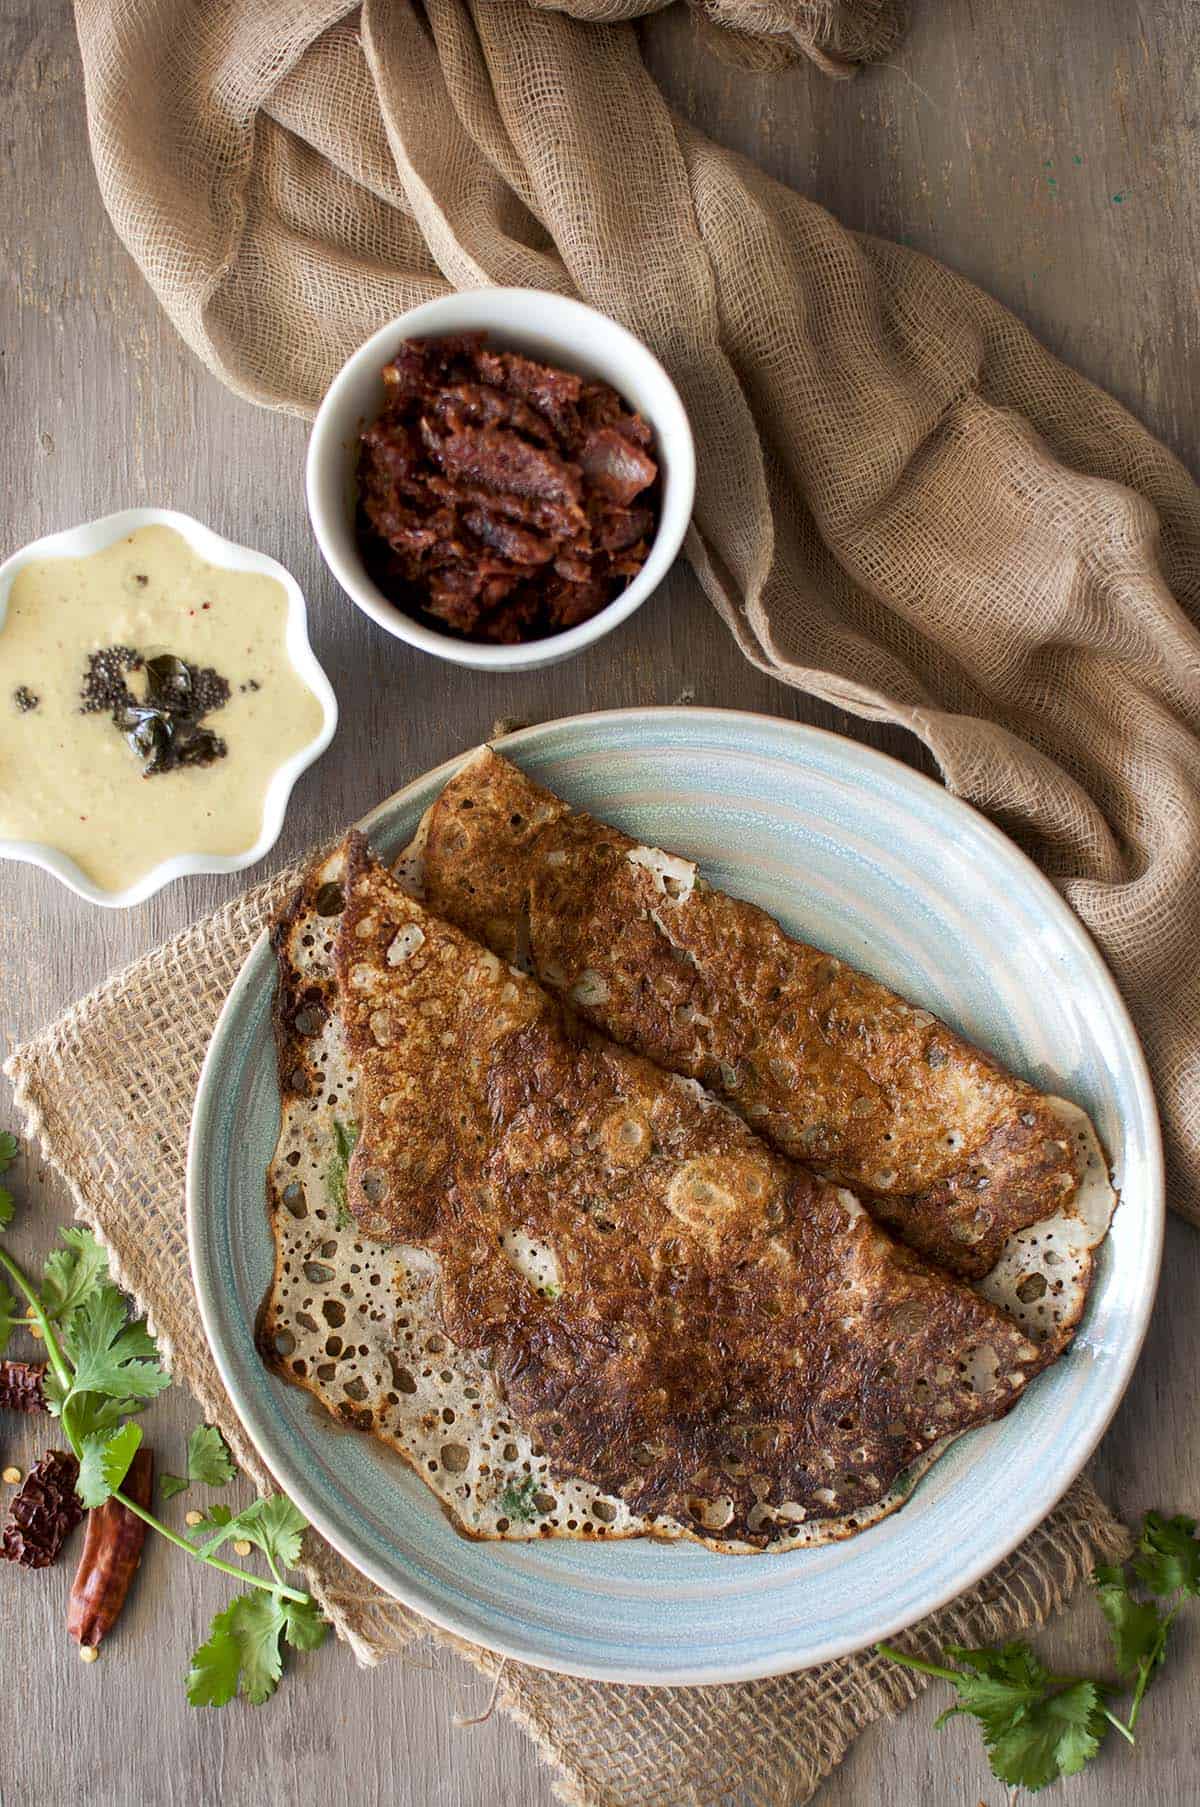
[6,845,1131,1807]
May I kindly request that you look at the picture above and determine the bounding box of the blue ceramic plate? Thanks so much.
[187,708,1162,1684]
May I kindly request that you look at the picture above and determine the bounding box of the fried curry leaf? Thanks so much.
[115,654,229,777]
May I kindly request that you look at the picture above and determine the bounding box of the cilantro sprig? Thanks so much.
[878,1509,1200,1791]
[875,1640,1114,1790]
[160,1424,238,1500]
[0,1135,326,1704]
[185,1497,326,1704]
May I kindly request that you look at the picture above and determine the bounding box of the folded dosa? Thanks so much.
[262,843,966,1550]
[399,748,1115,1357]
[329,833,1042,1547]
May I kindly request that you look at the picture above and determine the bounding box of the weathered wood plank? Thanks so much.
[1,2,1196,1802]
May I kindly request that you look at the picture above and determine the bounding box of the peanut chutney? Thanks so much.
[0,524,325,892]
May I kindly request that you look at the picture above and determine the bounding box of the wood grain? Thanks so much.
[1,2,1196,1802]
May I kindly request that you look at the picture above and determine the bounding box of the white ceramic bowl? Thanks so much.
[305,289,696,672]
[0,507,338,908]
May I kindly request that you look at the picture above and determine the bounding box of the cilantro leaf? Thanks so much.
[0,1184,323,1714]
[186,1424,236,1488]
[226,1592,287,1703]
[186,1604,243,1706]
[281,1595,328,1652]
[985,1679,1107,1790]
[60,1283,171,1403]
[40,1226,110,1323]
[1093,1563,1170,1679]
[163,1427,237,1501]
[936,1642,1047,1729]
[195,1493,308,1571]
[880,1508,1200,1791]
[0,1131,18,1229]
[187,1593,291,1707]
[66,1393,147,1437]
[1133,1513,1200,1598]
[77,1420,144,1508]
[234,1494,308,1571]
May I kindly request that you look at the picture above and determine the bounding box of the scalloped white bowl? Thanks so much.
[0,507,338,908]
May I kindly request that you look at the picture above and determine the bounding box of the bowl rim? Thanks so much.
[187,704,1165,1684]
[305,288,697,671]
[0,505,338,908]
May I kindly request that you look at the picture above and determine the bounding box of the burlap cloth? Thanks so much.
[7,852,1131,1806]
[25,0,1200,1797]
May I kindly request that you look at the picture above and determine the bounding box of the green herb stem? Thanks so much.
[0,1247,72,1392]
[1128,1600,1181,1732]
[874,1643,962,1684]
[111,1492,309,1604]
[1101,1708,1137,1747]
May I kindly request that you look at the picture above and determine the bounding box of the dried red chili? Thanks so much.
[1,1449,84,1568]
[0,1359,48,1414]
[68,1445,154,1647]
[357,333,660,644]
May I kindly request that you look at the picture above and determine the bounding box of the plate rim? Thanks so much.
[187,704,1164,1684]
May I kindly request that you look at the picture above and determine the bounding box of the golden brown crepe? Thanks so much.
[402,747,1097,1289]
[333,832,1043,1547]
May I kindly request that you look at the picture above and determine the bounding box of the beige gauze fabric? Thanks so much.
[6,854,1131,1807]
[72,0,1200,1225]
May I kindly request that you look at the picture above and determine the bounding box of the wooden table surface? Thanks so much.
[2,3,1197,1803]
